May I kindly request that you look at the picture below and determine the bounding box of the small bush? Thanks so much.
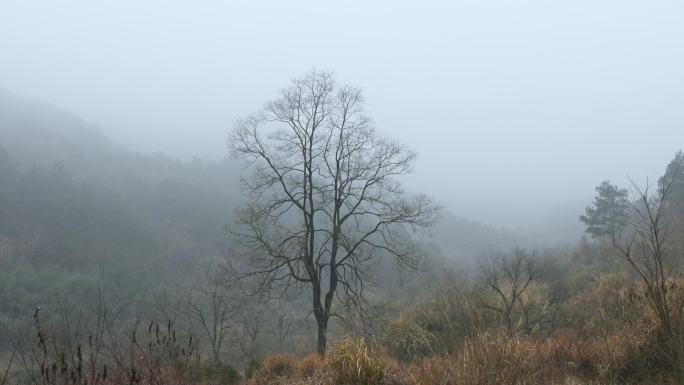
[253,353,299,381]
[264,353,299,377]
[244,358,262,379]
[326,338,394,385]
[383,313,437,362]
[298,353,324,378]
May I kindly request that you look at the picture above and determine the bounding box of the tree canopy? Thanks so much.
[580,180,630,238]
[229,71,438,355]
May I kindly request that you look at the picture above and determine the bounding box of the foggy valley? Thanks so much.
[1,1,684,385]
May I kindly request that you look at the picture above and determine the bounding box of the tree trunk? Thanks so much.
[316,320,328,356]
[313,283,329,356]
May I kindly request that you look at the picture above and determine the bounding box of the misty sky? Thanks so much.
[1,0,683,229]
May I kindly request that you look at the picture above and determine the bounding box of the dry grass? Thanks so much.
[244,324,680,385]
[383,312,437,362]
[11,271,683,385]
[325,338,389,385]
[297,353,325,379]
[248,353,300,385]
[242,338,404,385]
[407,334,543,385]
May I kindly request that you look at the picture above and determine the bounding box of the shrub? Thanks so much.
[564,272,642,338]
[298,353,324,378]
[244,358,262,379]
[253,353,299,381]
[264,353,299,377]
[409,334,542,385]
[383,313,437,362]
[326,338,395,385]
[383,282,484,362]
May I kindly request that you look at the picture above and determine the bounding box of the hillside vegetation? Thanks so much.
[1,89,684,385]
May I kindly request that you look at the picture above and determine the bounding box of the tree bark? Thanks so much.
[312,282,329,356]
[316,317,328,356]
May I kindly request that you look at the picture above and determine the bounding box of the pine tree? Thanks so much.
[580,180,630,238]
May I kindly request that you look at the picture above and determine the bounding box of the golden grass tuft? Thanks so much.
[325,338,396,385]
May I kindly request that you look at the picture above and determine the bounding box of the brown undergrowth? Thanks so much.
[248,328,676,385]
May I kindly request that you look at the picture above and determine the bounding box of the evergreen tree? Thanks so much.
[580,180,630,238]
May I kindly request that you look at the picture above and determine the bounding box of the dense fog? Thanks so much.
[2,0,682,229]
[2,2,684,385]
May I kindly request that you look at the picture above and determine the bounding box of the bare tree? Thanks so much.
[609,175,684,383]
[185,260,241,363]
[232,304,268,364]
[479,248,542,335]
[270,310,299,353]
[229,70,438,355]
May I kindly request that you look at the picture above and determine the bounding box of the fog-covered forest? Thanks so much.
[2,1,684,385]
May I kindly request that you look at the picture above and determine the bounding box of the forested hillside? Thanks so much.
[0,90,243,340]
[0,89,526,366]
[2,86,684,385]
